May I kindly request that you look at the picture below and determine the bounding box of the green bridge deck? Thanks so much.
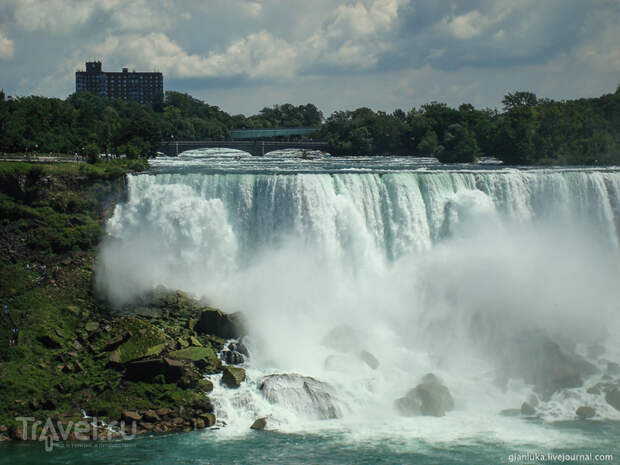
[230,127,319,139]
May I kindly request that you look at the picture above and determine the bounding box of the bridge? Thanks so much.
[230,127,319,139]
[158,140,329,157]
[158,127,327,157]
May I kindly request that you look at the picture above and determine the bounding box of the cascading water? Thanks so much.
[97,152,620,452]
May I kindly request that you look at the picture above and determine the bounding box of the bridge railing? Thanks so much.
[230,127,320,139]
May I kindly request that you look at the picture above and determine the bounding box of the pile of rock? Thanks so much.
[121,404,216,435]
[4,404,217,442]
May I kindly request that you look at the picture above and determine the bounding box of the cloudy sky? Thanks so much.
[0,0,618,115]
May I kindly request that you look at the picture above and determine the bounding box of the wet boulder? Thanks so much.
[196,309,246,339]
[358,350,379,370]
[250,417,267,430]
[221,350,245,365]
[576,406,595,419]
[234,340,250,357]
[520,402,536,416]
[395,373,455,417]
[605,388,620,411]
[201,413,216,427]
[221,366,246,388]
[259,373,344,420]
[499,330,598,399]
[220,340,247,365]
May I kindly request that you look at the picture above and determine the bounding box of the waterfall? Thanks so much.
[98,165,620,429]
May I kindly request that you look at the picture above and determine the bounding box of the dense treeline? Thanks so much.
[0,87,618,164]
[0,90,322,159]
[317,88,620,164]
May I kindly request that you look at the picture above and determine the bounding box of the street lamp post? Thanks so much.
[171,134,177,156]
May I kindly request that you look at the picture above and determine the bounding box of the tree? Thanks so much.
[84,143,101,164]
[502,91,538,111]
[492,106,538,164]
[350,126,373,154]
[417,130,439,155]
[438,124,479,163]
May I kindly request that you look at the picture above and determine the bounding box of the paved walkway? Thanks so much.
[0,156,84,163]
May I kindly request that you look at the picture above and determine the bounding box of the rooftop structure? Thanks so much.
[75,61,163,105]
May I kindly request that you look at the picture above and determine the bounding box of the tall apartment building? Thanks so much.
[75,61,163,105]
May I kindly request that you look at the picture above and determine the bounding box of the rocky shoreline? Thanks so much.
[0,284,251,443]
[0,161,249,444]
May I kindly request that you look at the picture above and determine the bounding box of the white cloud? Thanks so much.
[240,1,262,18]
[92,31,299,79]
[323,41,378,69]
[1,0,619,113]
[575,26,620,73]
[318,0,403,69]
[108,0,172,32]
[12,0,97,33]
[326,0,401,40]
[9,0,171,34]
[445,10,491,39]
[0,32,14,60]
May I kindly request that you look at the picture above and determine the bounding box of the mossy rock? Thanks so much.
[196,379,214,393]
[196,309,246,340]
[108,319,167,364]
[131,306,164,318]
[65,305,80,316]
[221,366,246,389]
[169,346,215,362]
[85,321,100,332]
[110,343,165,364]
[168,346,220,373]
